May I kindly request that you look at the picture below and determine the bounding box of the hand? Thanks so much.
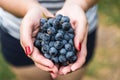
[20,4,58,78]
[56,3,88,75]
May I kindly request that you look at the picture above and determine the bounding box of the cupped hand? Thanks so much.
[20,4,58,78]
[56,3,88,75]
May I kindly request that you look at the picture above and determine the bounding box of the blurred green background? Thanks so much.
[0,0,120,80]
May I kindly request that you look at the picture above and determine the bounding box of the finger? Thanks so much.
[35,62,58,79]
[58,66,64,75]
[50,72,58,79]
[58,64,71,75]
[20,18,35,55]
[29,47,54,68]
[35,62,58,73]
[35,62,52,71]
[43,8,54,18]
[70,20,76,30]
[71,48,86,71]
[52,65,59,76]
[32,27,40,38]
[50,66,59,79]
[62,64,72,75]
[74,21,88,51]
[71,30,88,71]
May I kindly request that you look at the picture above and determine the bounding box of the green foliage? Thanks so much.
[98,0,120,26]
[0,53,16,80]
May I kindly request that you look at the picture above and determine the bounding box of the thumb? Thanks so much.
[20,19,34,55]
[43,9,54,18]
[74,21,87,51]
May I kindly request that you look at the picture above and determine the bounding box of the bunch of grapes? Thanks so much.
[34,14,77,66]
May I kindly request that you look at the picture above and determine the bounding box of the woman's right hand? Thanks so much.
[20,2,58,78]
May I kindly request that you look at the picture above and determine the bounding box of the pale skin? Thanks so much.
[0,0,98,79]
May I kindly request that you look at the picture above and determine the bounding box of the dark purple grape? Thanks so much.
[55,32,63,41]
[62,22,71,31]
[65,43,72,51]
[40,18,47,26]
[61,16,70,23]
[49,47,58,56]
[54,41,63,49]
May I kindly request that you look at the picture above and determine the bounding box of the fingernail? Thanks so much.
[25,46,31,55]
[78,43,81,51]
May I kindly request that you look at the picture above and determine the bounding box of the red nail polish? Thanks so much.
[78,43,81,51]
[25,46,31,55]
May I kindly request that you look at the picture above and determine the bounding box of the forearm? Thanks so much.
[65,0,99,11]
[0,0,39,17]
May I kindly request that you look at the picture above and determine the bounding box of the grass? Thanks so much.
[84,46,120,80]
[0,53,16,80]
[83,26,120,80]
[98,0,120,26]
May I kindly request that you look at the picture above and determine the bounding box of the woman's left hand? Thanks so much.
[56,3,88,75]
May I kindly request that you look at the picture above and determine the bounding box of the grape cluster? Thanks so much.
[34,14,77,66]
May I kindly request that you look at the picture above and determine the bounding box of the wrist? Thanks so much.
[26,1,47,18]
[26,1,41,13]
[0,0,41,17]
[65,0,98,12]
[64,0,88,11]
